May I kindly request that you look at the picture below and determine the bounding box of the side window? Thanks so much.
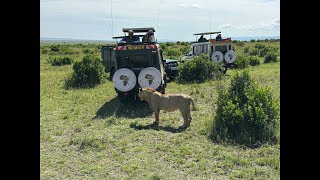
[193,46,195,55]
[229,45,231,51]
[106,49,111,62]
[211,46,214,54]
[153,54,158,64]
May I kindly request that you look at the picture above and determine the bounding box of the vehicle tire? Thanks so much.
[163,73,167,87]
[110,67,115,78]
[161,85,166,94]
[117,92,126,102]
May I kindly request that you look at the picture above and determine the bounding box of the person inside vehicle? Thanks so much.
[121,30,140,43]
[216,33,222,40]
[143,30,155,42]
[198,35,207,42]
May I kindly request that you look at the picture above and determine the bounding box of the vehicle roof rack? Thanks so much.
[122,27,156,33]
[112,35,146,39]
[193,31,221,35]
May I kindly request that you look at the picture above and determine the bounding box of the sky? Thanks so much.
[40,0,280,41]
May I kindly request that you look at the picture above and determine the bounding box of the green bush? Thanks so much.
[82,49,93,54]
[235,41,245,46]
[166,49,181,57]
[213,70,279,147]
[180,46,190,55]
[243,46,250,53]
[48,56,74,66]
[42,49,48,54]
[234,55,249,69]
[248,48,259,56]
[165,42,174,46]
[177,54,224,83]
[50,45,60,52]
[248,56,261,66]
[67,54,106,88]
[254,43,267,49]
[264,52,278,63]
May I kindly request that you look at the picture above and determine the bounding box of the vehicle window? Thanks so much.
[153,54,158,64]
[215,45,228,54]
[128,55,149,68]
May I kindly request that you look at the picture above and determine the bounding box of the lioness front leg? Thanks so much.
[153,109,160,125]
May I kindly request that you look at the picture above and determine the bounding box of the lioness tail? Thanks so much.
[190,98,196,111]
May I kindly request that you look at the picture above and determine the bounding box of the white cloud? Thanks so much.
[41,0,280,41]
[178,3,200,8]
[191,3,200,8]
[218,24,234,29]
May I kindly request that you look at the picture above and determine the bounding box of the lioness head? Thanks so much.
[138,87,156,102]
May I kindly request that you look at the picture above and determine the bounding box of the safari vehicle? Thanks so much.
[110,27,167,101]
[164,59,179,80]
[101,45,116,77]
[181,32,237,73]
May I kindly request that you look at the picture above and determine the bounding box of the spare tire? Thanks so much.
[138,67,162,90]
[112,68,137,92]
[224,50,237,63]
[211,51,224,63]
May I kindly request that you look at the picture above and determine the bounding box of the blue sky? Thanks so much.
[40,0,280,41]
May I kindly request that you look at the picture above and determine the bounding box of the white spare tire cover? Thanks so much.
[138,67,162,89]
[224,50,237,63]
[112,68,137,92]
[211,51,224,63]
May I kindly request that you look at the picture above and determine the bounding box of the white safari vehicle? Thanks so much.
[181,31,236,73]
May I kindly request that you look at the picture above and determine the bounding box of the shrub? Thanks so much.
[82,49,93,54]
[248,56,261,66]
[243,46,250,53]
[254,43,267,49]
[166,49,181,57]
[213,70,279,147]
[180,46,190,55]
[42,49,48,54]
[48,56,74,66]
[165,42,174,46]
[66,54,106,88]
[264,52,278,63]
[160,44,167,51]
[50,45,60,52]
[177,54,224,83]
[234,55,249,69]
[259,46,270,57]
[235,41,245,46]
[248,48,259,56]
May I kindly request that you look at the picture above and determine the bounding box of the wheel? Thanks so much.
[161,85,166,94]
[117,93,126,102]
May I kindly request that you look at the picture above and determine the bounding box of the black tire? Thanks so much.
[161,85,166,94]
[110,68,115,79]
[117,92,126,102]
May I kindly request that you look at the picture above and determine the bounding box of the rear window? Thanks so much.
[215,45,228,54]
[128,55,149,68]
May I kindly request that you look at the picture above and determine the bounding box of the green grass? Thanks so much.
[40,41,280,179]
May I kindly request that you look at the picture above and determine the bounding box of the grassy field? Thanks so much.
[40,41,280,179]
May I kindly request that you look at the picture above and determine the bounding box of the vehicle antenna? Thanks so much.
[111,0,114,38]
[156,0,161,38]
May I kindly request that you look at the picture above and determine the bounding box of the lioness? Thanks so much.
[138,87,195,128]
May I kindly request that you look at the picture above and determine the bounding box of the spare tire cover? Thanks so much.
[224,50,237,63]
[138,67,162,89]
[211,51,224,63]
[112,68,137,92]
